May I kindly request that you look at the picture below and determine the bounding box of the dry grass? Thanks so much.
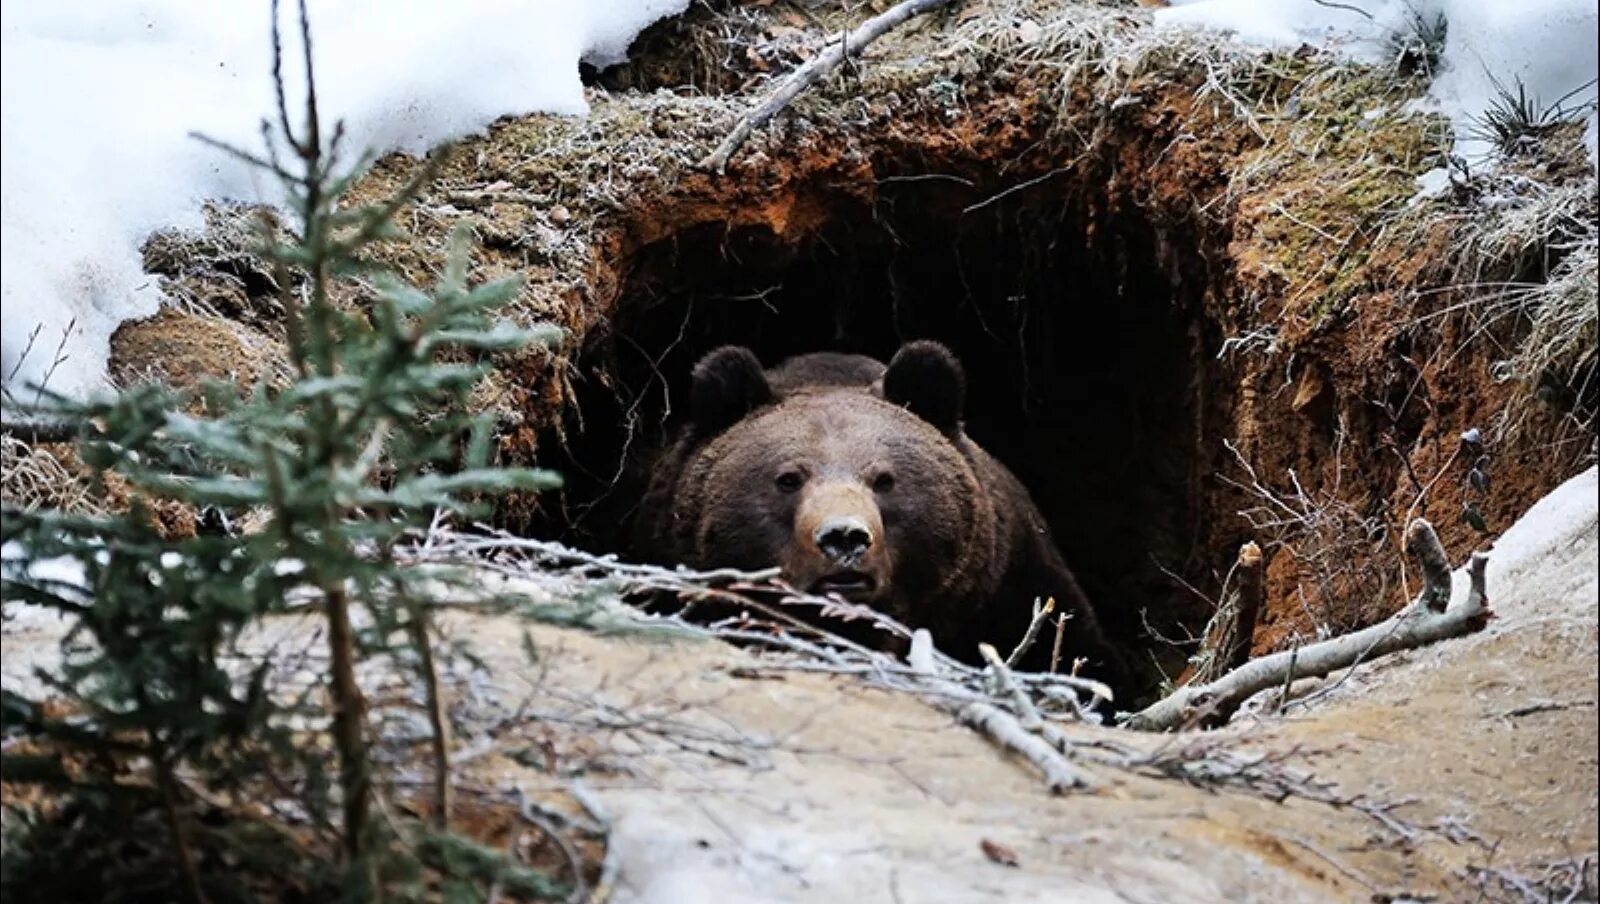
[0,436,103,516]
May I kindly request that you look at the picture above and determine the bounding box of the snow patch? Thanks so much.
[0,0,687,398]
[1156,0,1600,170]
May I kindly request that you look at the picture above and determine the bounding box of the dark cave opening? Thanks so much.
[529,173,1234,683]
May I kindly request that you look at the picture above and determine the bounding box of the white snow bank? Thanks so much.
[1466,465,1598,623]
[0,0,687,398]
[1156,0,1600,169]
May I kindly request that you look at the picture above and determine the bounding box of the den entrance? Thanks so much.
[532,171,1234,691]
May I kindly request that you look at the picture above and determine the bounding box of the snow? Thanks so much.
[1156,0,1600,170]
[0,0,687,398]
[1471,465,1597,621]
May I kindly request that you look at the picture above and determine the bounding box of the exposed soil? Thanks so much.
[94,1,1598,697]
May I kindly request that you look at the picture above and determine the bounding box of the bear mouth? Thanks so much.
[811,570,878,599]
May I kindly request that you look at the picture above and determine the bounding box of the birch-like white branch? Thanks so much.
[1125,520,1488,732]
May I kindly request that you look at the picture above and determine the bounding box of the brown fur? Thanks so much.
[634,343,1124,688]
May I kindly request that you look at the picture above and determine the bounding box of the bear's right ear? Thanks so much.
[883,340,965,435]
[690,346,773,435]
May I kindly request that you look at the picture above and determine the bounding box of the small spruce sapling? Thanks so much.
[2,0,564,897]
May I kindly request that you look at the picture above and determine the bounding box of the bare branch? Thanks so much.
[1006,597,1056,668]
[1126,521,1489,731]
[700,0,962,173]
[913,631,1095,792]
[0,415,79,445]
[981,642,1044,732]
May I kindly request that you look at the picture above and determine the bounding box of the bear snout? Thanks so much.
[791,480,891,601]
[815,516,872,566]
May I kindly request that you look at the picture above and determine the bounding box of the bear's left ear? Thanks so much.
[690,346,773,436]
[883,340,965,435]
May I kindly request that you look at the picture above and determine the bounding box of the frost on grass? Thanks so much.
[0,0,688,398]
[1158,0,1599,169]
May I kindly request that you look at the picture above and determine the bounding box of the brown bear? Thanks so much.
[633,341,1124,688]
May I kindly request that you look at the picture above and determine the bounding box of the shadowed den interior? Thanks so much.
[522,174,1235,684]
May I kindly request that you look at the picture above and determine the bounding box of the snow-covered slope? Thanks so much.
[0,0,685,398]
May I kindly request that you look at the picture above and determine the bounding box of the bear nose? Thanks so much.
[815,517,873,565]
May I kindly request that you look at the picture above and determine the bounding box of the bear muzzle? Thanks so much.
[791,482,891,602]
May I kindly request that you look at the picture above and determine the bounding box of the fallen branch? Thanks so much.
[1125,519,1488,731]
[699,0,961,173]
[912,631,1095,792]
[981,642,1043,731]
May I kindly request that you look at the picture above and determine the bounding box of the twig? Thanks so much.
[515,789,588,904]
[1006,597,1056,668]
[1125,521,1490,731]
[156,756,212,904]
[0,414,80,445]
[961,165,1076,215]
[700,0,962,172]
[1049,613,1068,675]
[406,601,453,827]
[911,631,1095,791]
[981,642,1043,731]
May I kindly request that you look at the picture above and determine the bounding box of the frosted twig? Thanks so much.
[912,631,1095,791]
[981,642,1043,731]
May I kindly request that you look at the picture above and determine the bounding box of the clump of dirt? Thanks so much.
[108,306,285,396]
[87,0,1598,690]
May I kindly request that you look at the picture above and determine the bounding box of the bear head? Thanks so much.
[673,341,990,617]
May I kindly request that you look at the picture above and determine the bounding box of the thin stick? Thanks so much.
[1049,613,1068,675]
[408,604,453,827]
[1006,597,1056,668]
[157,756,212,904]
[0,415,79,445]
[700,0,962,173]
[911,631,1095,791]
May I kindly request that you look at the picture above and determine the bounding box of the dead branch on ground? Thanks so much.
[0,413,79,445]
[915,631,1095,792]
[397,524,1424,824]
[700,0,963,173]
[1125,519,1489,732]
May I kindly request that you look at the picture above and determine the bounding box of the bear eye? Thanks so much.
[775,469,805,493]
[872,472,896,493]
